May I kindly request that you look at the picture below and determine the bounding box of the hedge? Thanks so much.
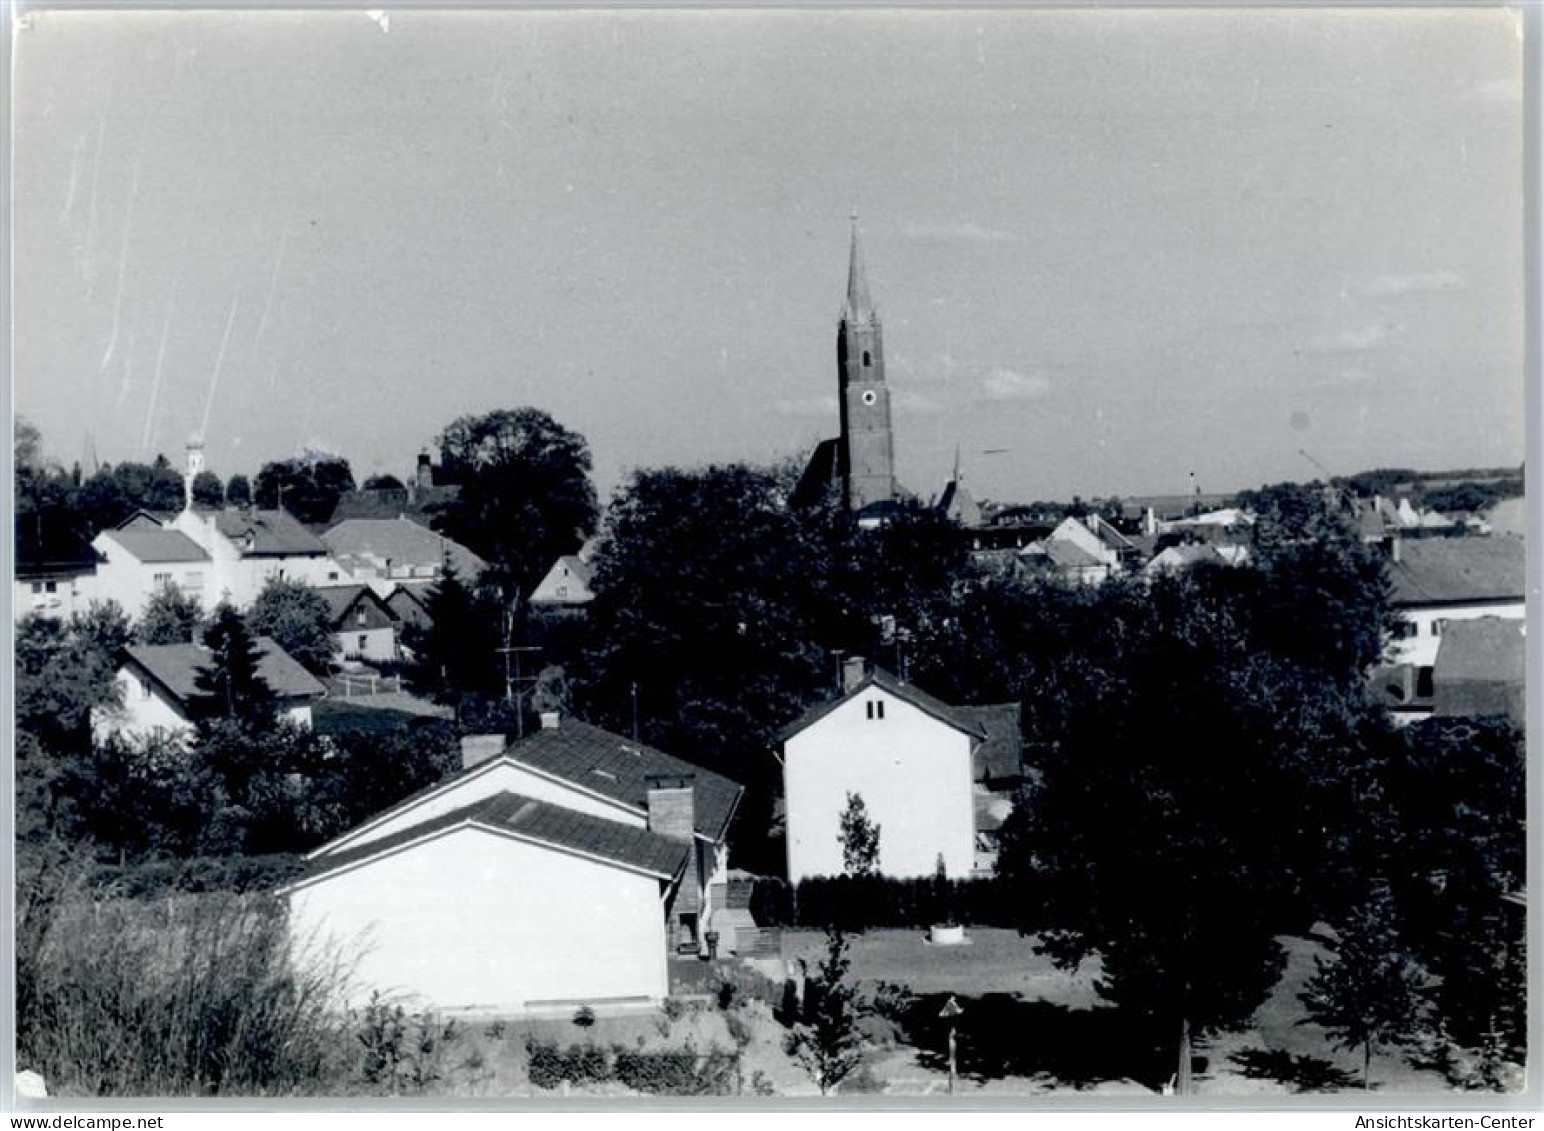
[749,874,1019,931]
[525,1041,738,1095]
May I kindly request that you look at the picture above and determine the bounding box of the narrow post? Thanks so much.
[1176,1016,1193,1097]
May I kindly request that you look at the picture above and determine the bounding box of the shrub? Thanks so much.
[16,859,350,1096]
[786,874,1014,930]
[523,1040,611,1090]
[612,1047,737,1096]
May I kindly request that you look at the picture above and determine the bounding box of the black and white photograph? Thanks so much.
[8,5,1530,1106]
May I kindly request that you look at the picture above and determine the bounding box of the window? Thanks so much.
[1432,618,1450,637]
[866,699,885,721]
[29,582,42,594]
[862,350,872,367]
[153,572,173,588]
[329,571,340,581]
[358,634,368,652]
[556,586,568,598]
[356,609,368,627]
[1416,666,1435,699]
[44,581,57,594]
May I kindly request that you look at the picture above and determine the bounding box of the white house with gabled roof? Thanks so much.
[779,658,1020,882]
[284,715,745,1014]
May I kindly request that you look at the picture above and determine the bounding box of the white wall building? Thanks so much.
[780,659,995,882]
[169,506,343,609]
[93,637,327,743]
[286,717,744,1013]
[1386,536,1526,669]
[88,524,213,621]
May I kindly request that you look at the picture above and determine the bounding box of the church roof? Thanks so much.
[843,215,877,323]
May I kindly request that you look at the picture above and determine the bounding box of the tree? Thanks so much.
[410,562,501,705]
[226,473,252,506]
[838,792,881,877]
[15,607,129,751]
[433,408,599,598]
[254,454,355,524]
[186,606,276,731]
[1379,717,1525,1062]
[784,927,866,1094]
[138,585,205,645]
[191,469,224,507]
[362,473,405,491]
[1299,882,1429,1089]
[246,578,336,674]
[996,572,1383,1089]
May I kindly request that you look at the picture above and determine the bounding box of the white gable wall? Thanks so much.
[784,688,975,882]
[315,759,646,859]
[289,826,669,1012]
[93,666,193,743]
[88,533,210,622]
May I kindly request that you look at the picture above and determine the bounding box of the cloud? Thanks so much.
[773,394,838,417]
[981,368,1051,401]
[1306,323,1397,354]
[1353,271,1464,297]
[903,221,1020,244]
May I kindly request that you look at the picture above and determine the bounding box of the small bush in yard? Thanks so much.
[612,1046,738,1096]
[356,994,408,1086]
[523,1040,611,1090]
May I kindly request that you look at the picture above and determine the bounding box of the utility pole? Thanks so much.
[630,681,640,741]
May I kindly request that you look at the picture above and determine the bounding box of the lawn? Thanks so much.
[775,927,1466,1096]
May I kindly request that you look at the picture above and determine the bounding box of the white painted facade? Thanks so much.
[92,664,314,744]
[13,574,96,621]
[784,687,976,882]
[168,510,343,609]
[334,625,398,664]
[87,532,210,621]
[288,826,670,1013]
[1390,600,1527,668]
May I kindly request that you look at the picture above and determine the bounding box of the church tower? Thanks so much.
[837,215,896,512]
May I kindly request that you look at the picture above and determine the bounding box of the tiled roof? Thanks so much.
[509,720,743,842]
[122,637,327,705]
[300,791,692,884]
[101,527,210,564]
[212,509,328,556]
[1388,536,1525,606]
[1433,618,1526,722]
[776,666,989,745]
[955,703,1023,780]
[321,518,487,580]
[312,584,391,626]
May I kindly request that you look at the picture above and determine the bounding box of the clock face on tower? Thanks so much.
[862,391,877,406]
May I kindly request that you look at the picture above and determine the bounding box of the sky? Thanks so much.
[12,8,1526,506]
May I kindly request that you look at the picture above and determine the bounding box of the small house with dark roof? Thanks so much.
[93,636,327,742]
[285,715,745,1014]
[313,584,400,664]
[779,657,1022,881]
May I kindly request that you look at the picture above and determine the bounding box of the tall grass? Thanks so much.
[16,846,354,1096]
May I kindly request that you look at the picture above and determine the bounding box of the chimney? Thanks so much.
[1390,536,1402,564]
[539,711,560,730]
[460,733,505,771]
[645,774,696,844]
[842,655,868,694]
[416,452,433,491]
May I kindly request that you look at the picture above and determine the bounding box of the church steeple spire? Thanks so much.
[844,211,876,324]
